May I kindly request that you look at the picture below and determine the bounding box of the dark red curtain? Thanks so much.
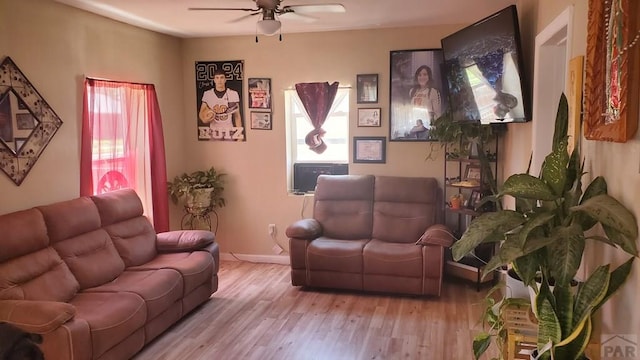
[294,82,339,154]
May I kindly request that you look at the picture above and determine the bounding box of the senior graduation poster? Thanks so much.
[195,60,246,141]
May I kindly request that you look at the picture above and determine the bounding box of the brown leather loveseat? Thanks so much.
[286,175,454,296]
[0,189,219,360]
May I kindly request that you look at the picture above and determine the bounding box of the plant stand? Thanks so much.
[502,302,538,360]
[181,205,218,233]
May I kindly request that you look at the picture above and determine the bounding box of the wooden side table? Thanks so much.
[502,302,538,360]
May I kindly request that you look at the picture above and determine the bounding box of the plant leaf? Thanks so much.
[572,265,610,329]
[451,211,525,261]
[552,94,569,153]
[555,315,591,360]
[603,224,638,256]
[572,194,638,239]
[552,285,574,340]
[537,295,562,349]
[501,174,558,201]
[548,224,585,287]
[594,257,634,312]
[472,332,492,360]
[517,211,556,247]
[513,252,541,286]
[541,141,569,197]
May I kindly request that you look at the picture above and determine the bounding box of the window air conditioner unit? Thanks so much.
[293,163,349,193]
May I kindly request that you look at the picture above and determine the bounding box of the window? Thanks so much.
[285,88,349,163]
[285,88,349,192]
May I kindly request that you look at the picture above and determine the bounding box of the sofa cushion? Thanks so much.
[363,239,423,277]
[84,269,183,320]
[37,197,102,243]
[314,175,374,240]
[306,237,368,273]
[52,229,125,290]
[70,292,146,358]
[128,252,214,295]
[102,217,158,267]
[90,189,145,226]
[0,247,79,302]
[372,203,434,243]
[0,209,48,263]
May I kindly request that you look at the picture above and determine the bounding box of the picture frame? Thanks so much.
[468,190,482,210]
[583,0,640,142]
[248,78,272,110]
[195,60,245,142]
[463,164,482,182]
[250,111,272,130]
[353,136,386,163]
[389,49,447,142]
[356,74,378,104]
[357,108,381,127]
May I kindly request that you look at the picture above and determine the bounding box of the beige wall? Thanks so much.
[180,26,461,255]
[0,0,184,214]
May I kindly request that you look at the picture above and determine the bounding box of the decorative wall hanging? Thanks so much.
[389,49,446,142]
[195,60,246,141]
[584,0,640,142]
[0,56,63,185]
[353,136,386,163]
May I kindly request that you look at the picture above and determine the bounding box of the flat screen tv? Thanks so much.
[441,5,531,124]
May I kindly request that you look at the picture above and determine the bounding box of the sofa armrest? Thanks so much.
[157,230,215,253]
[415,224,457,247]
[0,300,76,334]
[285,219,322,240]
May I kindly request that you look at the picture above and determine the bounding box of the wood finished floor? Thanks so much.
[134,261,497,360]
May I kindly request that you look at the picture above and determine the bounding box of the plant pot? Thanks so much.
[505,268,530,299]
[530,349,590,360]
[186,188,214,213]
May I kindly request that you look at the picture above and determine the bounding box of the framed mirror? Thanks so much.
[0,56,63,185]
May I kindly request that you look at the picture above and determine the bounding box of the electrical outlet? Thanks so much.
[268,224,276,236]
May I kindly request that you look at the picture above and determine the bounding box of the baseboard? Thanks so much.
[220,252,290,265]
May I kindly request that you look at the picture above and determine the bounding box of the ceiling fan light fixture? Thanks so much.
[257,19,281,36]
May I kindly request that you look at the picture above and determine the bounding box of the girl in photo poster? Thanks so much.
[409,65,442,125]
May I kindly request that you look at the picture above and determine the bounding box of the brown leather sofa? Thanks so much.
[286,175,455,296]
[0,189,219,360]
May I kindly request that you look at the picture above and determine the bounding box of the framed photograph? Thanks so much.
[248,78,271,110]
[353,136,386,163]
[16,113,36,130]
[468,190,482,210]
[357,108,381,127]
[464,164,482,182]
[250,111,272,130]
[356,74,378,104]
[584,0,640,142]
[195,60,246,142]
[389,49,447,141]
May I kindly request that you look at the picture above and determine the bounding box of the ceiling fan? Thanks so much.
[189,0,346,37]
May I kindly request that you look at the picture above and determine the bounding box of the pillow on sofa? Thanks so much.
[156,231,215,252]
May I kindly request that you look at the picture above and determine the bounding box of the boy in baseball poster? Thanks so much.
[195,60,245,141]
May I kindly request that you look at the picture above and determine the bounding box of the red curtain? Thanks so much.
[81,78,169,232]
[294,82,339,154]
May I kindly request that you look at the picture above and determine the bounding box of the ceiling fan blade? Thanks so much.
[282,4,346,14]
[188,7,258,12]
[229,12,262,23]
[279,11,317,23]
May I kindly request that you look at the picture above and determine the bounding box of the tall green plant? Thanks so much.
[451,94,638,360]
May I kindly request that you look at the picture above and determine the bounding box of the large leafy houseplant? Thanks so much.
[451,95,638,360]
[167,167,226,211]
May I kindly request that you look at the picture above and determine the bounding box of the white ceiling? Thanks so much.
[54,0,516,38]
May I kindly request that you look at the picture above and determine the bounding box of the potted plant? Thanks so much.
[451,94,638,360]
[167,167,226,214]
